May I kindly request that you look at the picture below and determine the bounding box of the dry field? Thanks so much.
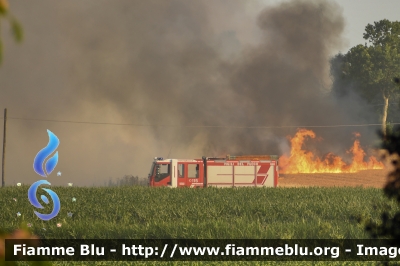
[278,169,391,188]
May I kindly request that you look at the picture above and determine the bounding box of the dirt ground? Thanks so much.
[278,169,391,188]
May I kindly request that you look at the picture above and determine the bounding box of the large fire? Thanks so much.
[278,129,384,174]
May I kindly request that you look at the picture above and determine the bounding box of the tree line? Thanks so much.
[330,19,400,136]
[107,175,148,187]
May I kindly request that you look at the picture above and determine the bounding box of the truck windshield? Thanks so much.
[155,163,170,182]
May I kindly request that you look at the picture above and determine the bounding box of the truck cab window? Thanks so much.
[178,164,184,178]
[155,164,170,182]
[188,164,199,178]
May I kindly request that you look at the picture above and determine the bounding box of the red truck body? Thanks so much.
[148,155,279,188]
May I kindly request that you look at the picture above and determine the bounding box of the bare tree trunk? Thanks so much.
[382,94,389,136]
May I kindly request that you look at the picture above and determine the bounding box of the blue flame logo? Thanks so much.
[33,130,59,177]
[28,180,60,221]
[28,130,61,221]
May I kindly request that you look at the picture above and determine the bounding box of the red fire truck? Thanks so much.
[148,155,279,188]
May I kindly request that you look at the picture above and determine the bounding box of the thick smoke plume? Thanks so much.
[0,0,378,186]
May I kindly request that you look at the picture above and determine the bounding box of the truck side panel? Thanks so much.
[205,161,277,188]
[256,164,275,187]
[232,166,255,186]
[207,165,233,187]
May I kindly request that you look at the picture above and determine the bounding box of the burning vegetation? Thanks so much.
[278,129,384,174]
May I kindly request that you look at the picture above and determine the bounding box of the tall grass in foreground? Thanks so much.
[1,186,398,265]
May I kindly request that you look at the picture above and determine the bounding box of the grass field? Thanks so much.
[1,186,399,265]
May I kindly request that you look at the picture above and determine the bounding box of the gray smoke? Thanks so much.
[0,0,378,186]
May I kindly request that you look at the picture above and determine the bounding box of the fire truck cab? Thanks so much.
[148,158,204,188]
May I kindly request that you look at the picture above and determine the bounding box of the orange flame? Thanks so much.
[278,129,384,174]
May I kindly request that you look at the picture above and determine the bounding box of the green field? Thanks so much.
[1,186,399,265]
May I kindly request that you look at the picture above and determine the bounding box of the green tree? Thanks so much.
[0,0,23,63]
[362,78,400,256]
[331,19,400,136]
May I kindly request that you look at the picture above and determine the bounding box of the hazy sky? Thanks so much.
[264,0,400,53]
[0,0,398,187]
